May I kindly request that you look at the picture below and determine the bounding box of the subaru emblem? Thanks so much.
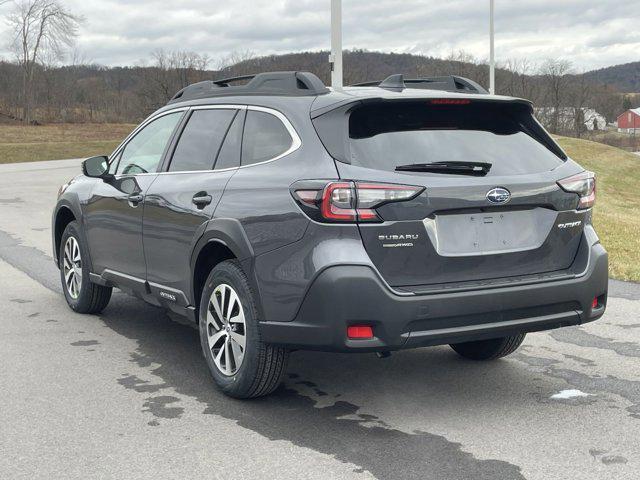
[486,187,511,204]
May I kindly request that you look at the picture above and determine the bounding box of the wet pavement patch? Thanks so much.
[617,324,640,330]
[601,455,628,465]
[562,354,596,366]
[0,197,24,205]
[550,327,640,359]
[0,229,61,293]
[516,353,640,420]
[142,395,184,420]
[589,449,629,465]
[70,340,100,347]
[97,298,526,480]
[551,369,640,420]
[514,352,560,368]
[118,374,168,394]
[293,379,331,396]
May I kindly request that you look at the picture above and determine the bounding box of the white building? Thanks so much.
[534,107,607,132]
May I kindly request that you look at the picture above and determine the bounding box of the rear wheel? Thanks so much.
[450,334,526,360]
[59,221,112,314]
[199,260,289,398]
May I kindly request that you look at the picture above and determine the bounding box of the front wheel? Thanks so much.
[199,260,289,398]
[450,334,526,360]
[59,221,112,314]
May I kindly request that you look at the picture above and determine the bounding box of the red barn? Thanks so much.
[617,108,640,133]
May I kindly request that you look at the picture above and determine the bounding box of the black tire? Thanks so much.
[450,333,526,361]
[199,260,289,399]
[59,221,112,314]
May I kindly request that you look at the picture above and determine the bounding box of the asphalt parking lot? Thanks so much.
[1,159,639,480]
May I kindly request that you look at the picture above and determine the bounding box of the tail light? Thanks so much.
[292,181,424,223]
[557,171,596,209]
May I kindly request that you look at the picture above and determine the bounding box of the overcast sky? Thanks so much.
[1,0,638,71]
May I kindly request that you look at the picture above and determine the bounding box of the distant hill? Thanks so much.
[0,50,627,124]
[228,51,640,96]
[585,61,640,93]
[219,50,491,87]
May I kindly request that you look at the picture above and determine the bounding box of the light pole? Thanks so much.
[489,0,495,94]
[330,0,343,89]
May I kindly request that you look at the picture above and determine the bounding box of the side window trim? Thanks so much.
[157,105,247,174]
[109,104,301,176]
[111,109,187,177]
[163,107,240,173]
[241,106,301,167]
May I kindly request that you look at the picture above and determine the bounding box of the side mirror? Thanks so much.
[82,156,114,182]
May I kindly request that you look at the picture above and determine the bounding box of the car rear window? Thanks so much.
[347,101,565,176]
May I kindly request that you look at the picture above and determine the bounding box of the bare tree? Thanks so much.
[500,58,538,100]
[7,0,81,123]
[566,71,592,138]
[539,59,573,134]
[136,49,212,114]
[215,50,260,82]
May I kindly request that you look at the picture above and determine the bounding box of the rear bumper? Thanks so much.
[260,243,608,352]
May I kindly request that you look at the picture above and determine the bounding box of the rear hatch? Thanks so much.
[312,98,588,288]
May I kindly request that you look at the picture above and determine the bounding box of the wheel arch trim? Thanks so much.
[52,197,94,271]
[189,218,263,319]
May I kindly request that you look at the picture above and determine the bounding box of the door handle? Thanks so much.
[128,193,144,206]
[192,193,212,208]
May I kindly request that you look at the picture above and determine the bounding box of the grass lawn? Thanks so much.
[0,123,135,164]
[556,136,640,282]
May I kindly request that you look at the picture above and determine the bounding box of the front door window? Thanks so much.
[116,112,182,175]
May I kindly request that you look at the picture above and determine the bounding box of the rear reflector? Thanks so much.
[592,297,598,309]
[295,189,320,205]
[557,171,596,209]
[347,325,374,339]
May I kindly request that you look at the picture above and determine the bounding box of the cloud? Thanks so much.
[0,0,637,70]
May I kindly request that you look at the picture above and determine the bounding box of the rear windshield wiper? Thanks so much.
[395,161,492,176]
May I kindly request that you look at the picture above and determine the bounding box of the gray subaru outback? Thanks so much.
[52,71,608,398]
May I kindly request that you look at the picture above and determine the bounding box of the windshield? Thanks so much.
[348,101,565,176]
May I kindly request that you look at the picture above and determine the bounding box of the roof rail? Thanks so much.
[168,71,329,104]
[351,74,488,94]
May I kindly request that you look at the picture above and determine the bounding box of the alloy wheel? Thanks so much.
[206,283,247,376]
[63,236,82,299]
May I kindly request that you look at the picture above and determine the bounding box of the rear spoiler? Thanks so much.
[310,95,533,119]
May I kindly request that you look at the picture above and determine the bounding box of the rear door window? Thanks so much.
[168,109,236,172]
[241,110,293,166]
[348,102,565,176]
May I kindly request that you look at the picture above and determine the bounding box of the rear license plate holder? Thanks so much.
[423,208,557,257]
